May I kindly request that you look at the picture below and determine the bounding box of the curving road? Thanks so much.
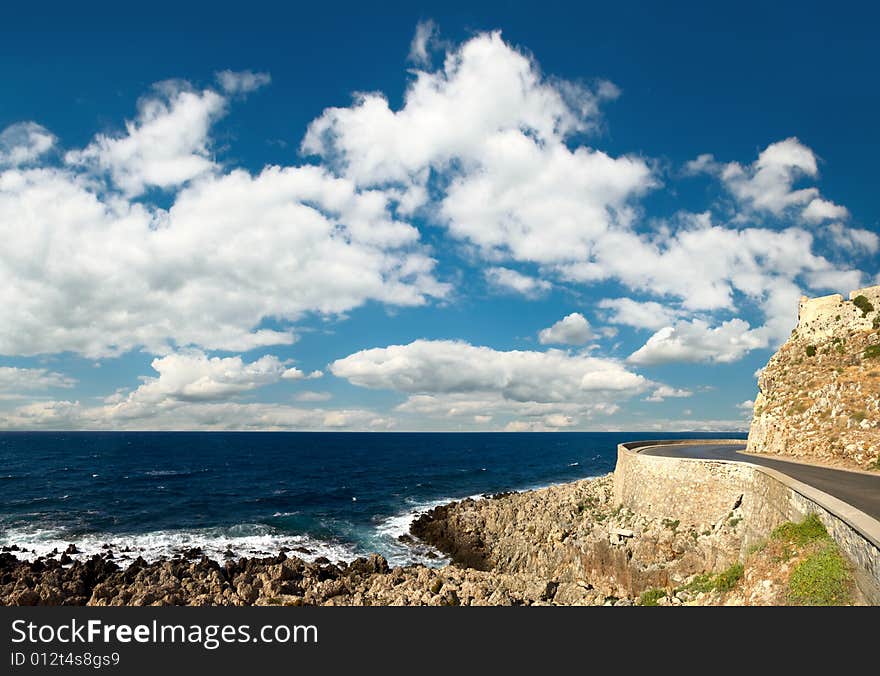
[641,443,880,522]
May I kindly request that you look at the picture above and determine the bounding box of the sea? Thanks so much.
[0,431,745,567]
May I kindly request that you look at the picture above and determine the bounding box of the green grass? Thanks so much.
[639,588,667,606]
[788,544,852,606]
[770,514,854,605]
[771,513,828,546]
[679,562,745,595]
[864,344,880,360]
[661,518,680,531]
[714,563,744,592]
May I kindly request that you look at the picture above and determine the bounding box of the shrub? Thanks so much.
[865,344,880,360]
[853,295,874,316]
[639,588,667,606]
[805,345,817,357]
[788,544,852,606]
[771,514,828,546]
[680,562,744,595]
[714,562,744,592]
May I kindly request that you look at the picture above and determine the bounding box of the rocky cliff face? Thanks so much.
[747,285,880,470]
[412,474,744,599]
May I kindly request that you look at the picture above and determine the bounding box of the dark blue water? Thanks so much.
[0,431,744,565]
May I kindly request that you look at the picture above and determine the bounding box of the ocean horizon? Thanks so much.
[1,431,745,567]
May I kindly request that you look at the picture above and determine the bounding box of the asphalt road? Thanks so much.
[641,443,880,522]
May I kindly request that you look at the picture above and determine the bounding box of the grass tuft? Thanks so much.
[771,513,828,546]
[788,544,852,606]
[639,588,667,606]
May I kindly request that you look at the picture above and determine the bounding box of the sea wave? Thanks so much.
[368,492,490,568]
[0,524,361,565]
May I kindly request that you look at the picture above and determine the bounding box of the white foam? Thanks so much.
[369,492,489,568]
[0,525,361,565]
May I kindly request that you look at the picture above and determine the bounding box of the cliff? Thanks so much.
[747,284,880,470]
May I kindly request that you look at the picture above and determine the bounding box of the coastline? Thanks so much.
[0,472,751,606]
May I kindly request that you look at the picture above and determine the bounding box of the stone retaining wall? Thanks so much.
[613,440,880,604]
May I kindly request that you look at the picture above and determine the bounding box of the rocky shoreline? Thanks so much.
[0,473,834,606]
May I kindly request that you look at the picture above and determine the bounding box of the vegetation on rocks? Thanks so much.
[748,293,880,469]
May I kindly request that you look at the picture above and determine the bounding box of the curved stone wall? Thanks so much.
[613,440,880,603]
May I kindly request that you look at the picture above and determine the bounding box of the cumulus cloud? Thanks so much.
[627,318,767,365]
[105,351,301,405]
[66,81,226,196]
[0,123,56,167]
[303,30,646,253]
[538,313,593,345]
[598,297,681,330]
[737,399,755,411]
[0,354,373,430]
[716,137,820,215]
[331,339,649,405]
[484,267,551,298]
[826,223,879,255]
[645,385,693,402]
[395,391,620,430]
[802,197,848,223]
[0,155,447,358]
[215,69,271,95]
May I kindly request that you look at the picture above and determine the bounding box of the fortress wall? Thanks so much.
[796,284,880,338]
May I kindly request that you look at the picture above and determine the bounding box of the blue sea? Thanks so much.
[0,432,744,566]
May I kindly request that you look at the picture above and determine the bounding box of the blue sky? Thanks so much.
[0,1,877,431]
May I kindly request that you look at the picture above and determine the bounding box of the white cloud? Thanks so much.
[802,197,848,223]
[484,267,551,298]
[645,385,693,402]
[294,390,332,402]
[682,153,719,176]
[598,297,681,330]
[331,339,649,403]
[627,318,767,365]
[538,312,593,345]
[408,19,439,66]
[215,69,271,95]
[0,123,56,167]
[737,399,755,411]
[805,268,864,293]
[0,159,447,358]
[439,131,652,263]
[0,398,382,431]
[281,368,323,381]
[66,81,226,196]
[111,351,293,404]
[303,31,637,221]
[395,391,620,429]
[0,354,371,430]
[827,222,879,255]
[0,366,75,393]
[718,137,819,215]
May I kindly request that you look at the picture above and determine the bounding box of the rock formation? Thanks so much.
[1,476,747,606]
[747,284,880,469]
